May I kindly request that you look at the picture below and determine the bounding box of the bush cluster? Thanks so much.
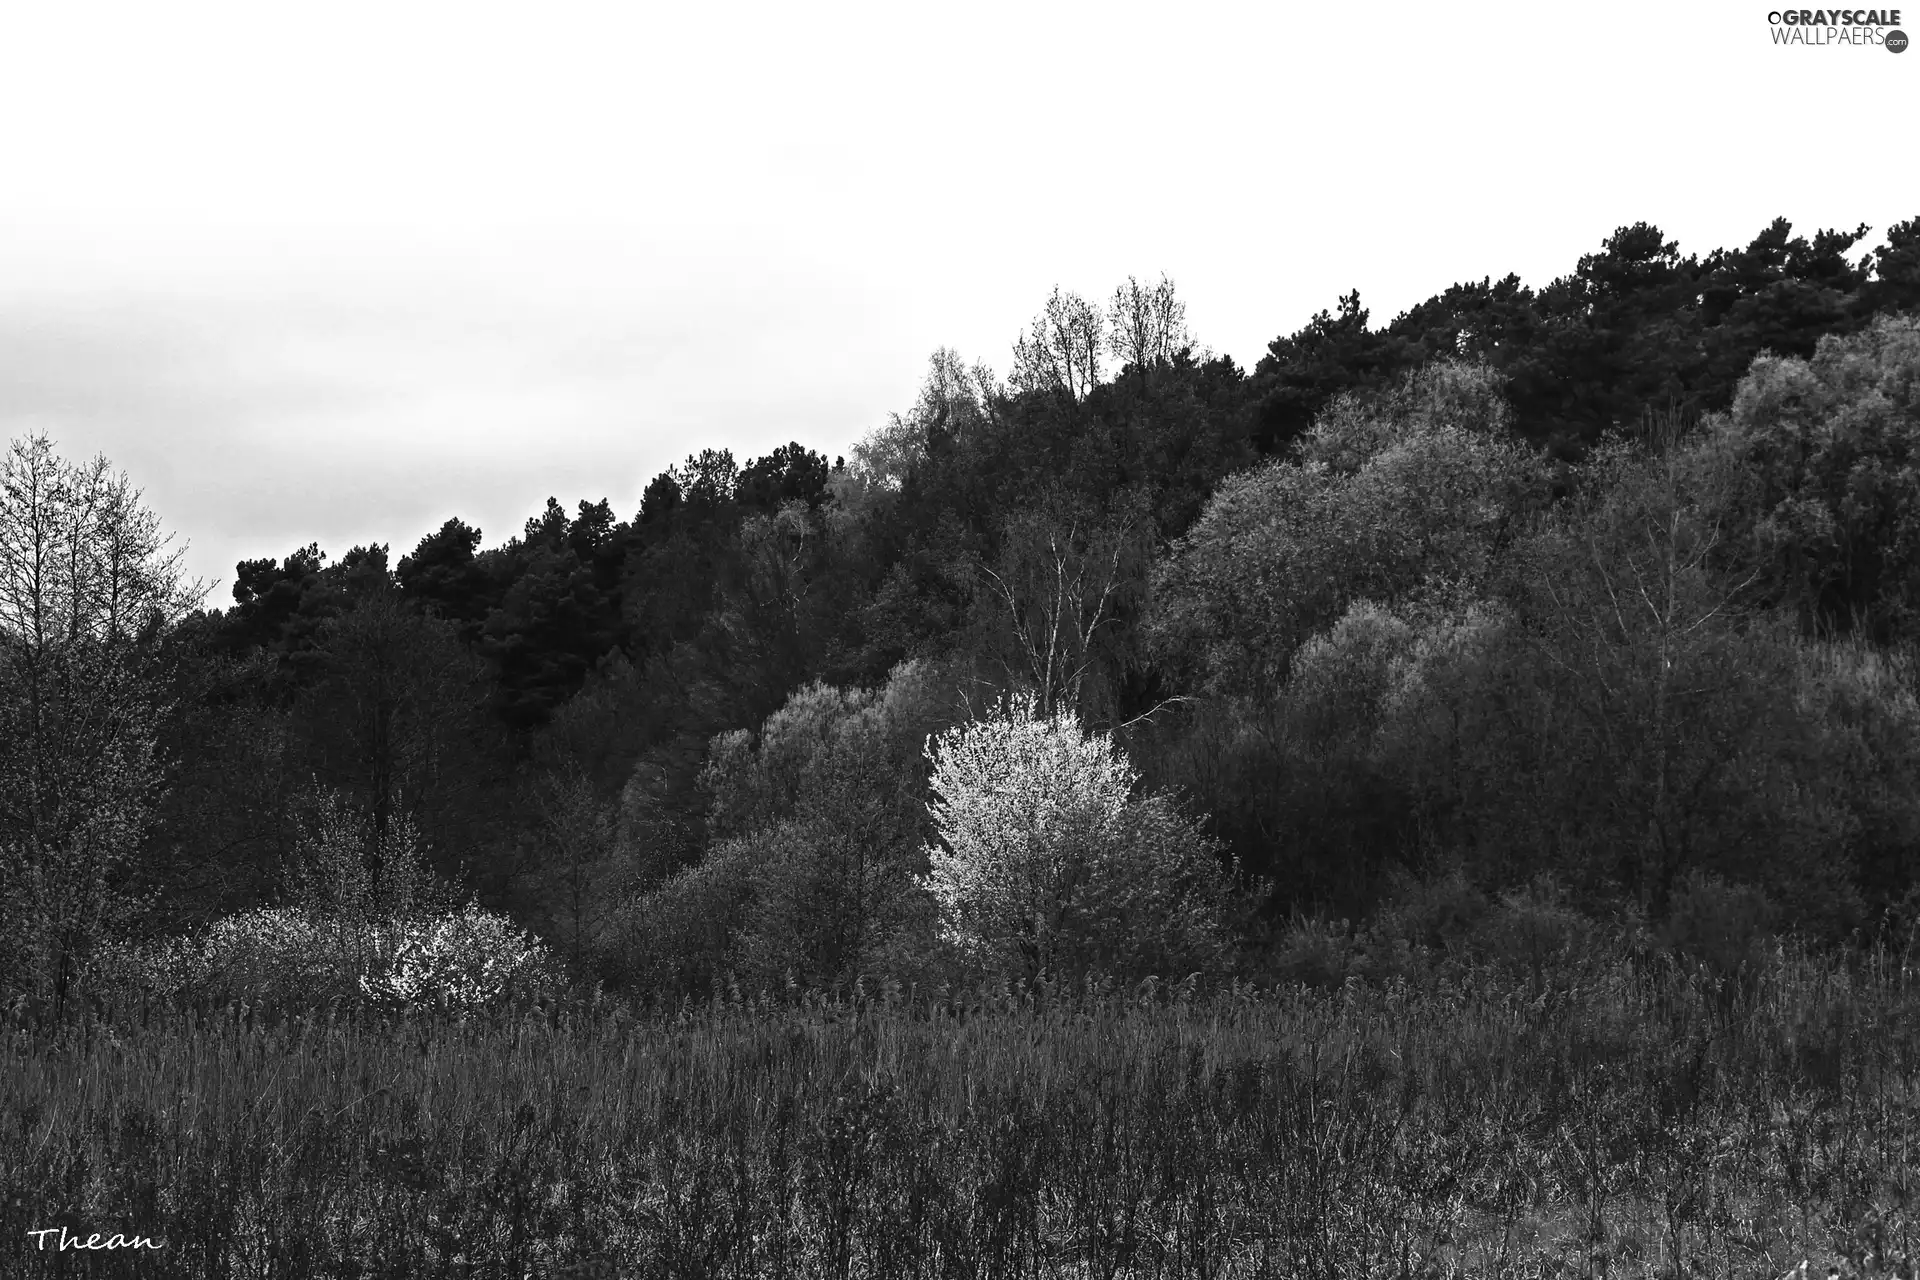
[83,903,566,1017]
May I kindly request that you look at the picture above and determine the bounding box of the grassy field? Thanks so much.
[5,947,1919,1279]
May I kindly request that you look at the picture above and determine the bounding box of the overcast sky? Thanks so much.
[0,0,1912,596]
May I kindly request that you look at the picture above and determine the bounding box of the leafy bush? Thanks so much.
[1787,636,1920,920]
[1465,877,1621,997]
[93,782,560,1017]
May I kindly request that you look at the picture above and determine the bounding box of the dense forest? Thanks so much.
[6,213,1920,1016]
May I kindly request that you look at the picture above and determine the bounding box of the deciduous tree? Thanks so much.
[1010,287,1105,403]
[0,432,203,1013]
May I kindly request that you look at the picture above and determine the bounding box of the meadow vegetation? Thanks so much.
[6,908,1919,1278]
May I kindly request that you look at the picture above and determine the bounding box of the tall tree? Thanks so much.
[300,585,498,881]
[1010,286,1105,403]
[736,443,834,515]
[1107,274,1194,381]
[1863,216,1920,315]
[1250,289,1411,456]
[977,498,1149,725]
[396,517,495,643]
[0,432,203,1013]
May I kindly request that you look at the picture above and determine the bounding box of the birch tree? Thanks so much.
[980,505,1145,723]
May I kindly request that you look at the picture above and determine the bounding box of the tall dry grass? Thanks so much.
[4,941,1919,1278]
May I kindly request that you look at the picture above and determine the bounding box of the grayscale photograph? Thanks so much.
[2,2,1916,1276]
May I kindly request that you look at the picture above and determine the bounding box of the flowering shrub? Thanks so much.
[84,904,566,1016]
[203,909,361,1009]
[921,694,1234,981]
[922,696,1134,968]
[357,904,567,1012]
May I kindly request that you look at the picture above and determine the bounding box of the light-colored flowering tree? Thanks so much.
[921,694,1234,981]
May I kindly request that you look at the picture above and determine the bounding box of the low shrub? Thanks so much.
[1269,871,1637,996]
[82,903,566,1016]
[1462,876,1629,997]
[1266,912,1365,989]
[1366,863,1493,955]
[1655,870,1780,1003]
[354,904,569,1012]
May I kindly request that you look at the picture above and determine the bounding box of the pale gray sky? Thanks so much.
[1,0,1912,595]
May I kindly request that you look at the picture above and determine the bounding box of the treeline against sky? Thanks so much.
[21,213,1920,1007]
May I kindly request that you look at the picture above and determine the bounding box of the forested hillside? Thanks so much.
[8,213,1920,1013]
